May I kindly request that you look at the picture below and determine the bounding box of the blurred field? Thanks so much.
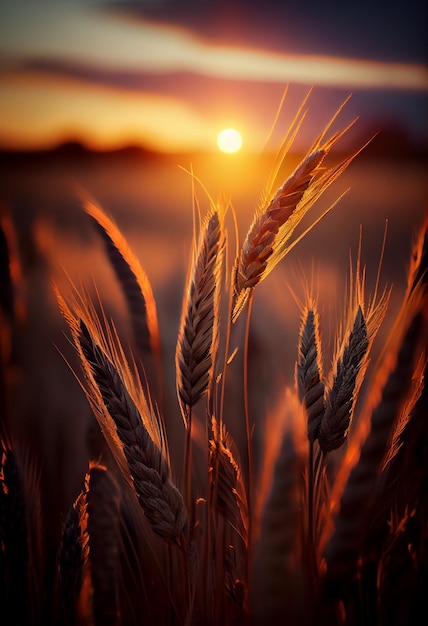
[0,145,427,563]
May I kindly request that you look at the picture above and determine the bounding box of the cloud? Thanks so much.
[1,2,427,91]
[0,2,426,152]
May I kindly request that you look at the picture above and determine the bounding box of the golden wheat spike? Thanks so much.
[232,149,326,322]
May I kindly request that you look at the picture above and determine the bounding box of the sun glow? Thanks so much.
[217,128,243,153]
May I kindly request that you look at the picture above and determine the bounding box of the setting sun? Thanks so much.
[217,128,243,153]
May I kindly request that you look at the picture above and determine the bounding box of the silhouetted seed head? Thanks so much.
[319,305,369,452]
[297,307,325,442]
[176,210,225,416]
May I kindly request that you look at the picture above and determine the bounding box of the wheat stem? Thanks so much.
[243,290,254,572]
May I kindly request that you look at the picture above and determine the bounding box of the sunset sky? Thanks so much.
[0,0,427,153]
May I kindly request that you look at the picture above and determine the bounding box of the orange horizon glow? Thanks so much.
[0,72,233,153]
[0,65,423,155]
[0,6,427,154]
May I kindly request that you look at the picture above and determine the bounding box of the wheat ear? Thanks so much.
[322,310,424,596]
[82,196,162,399]
[175,206,225,527]
[0,430,45,624]
[209,416,248,542]
[232,149,325,322]
[56,492,88,626]
[318,305,369,453]
[296,303,327,579]
[231,102,366,325]
[78,319,188,546]
[86,462,121,626]
[209,417,249,622]
[322,231,391,512]
[176,208,225,414]
[56,285,188,547]
[297,305,325,442]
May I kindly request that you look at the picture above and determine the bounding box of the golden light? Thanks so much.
[217,128,243,153]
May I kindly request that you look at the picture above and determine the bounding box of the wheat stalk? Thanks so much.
[175,206,225,531]
[85,462,122,626]
[251,428,307,625]
[406,211,428,297]
[296,301,327,584]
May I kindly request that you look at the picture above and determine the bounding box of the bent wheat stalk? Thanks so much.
[56,288,188,548]
[81,195,162,405]
[78,318,188,547]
